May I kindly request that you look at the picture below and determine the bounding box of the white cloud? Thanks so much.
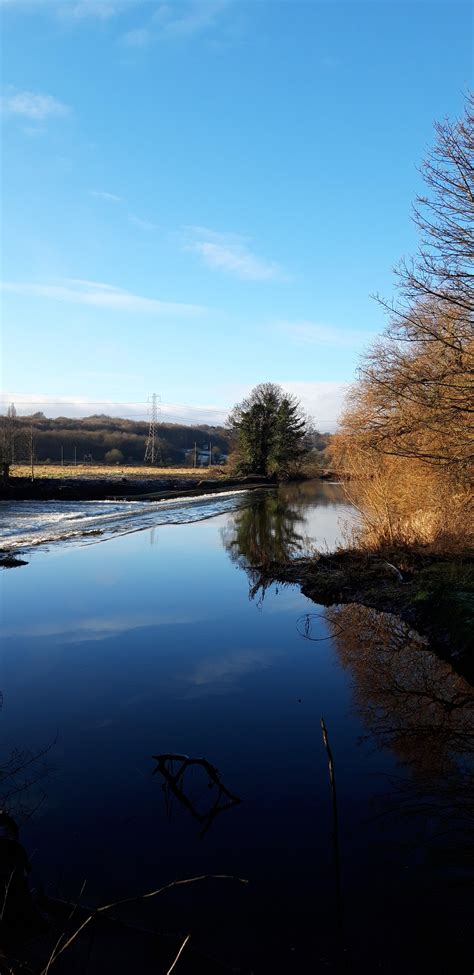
[129,214,158,231]
[89,190,122,203]
[152,0,230,38]
[1,278,206,316]
[1,0,118,18]
[121,27,152,47]
[185,226,287,282]
[58,1,117,21]
[2,609,210,643]
[0,393,147,421]
[0,392,230,424]
[121,1,230,47]
[275,319,375,349]
[217,380,349,431]
[282,381,349,430]
[0,383,347,429]
[0,87,70,120]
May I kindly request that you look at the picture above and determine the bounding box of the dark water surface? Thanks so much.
[1,483,472,972]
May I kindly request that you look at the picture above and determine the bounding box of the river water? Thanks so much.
[0,482,472,972]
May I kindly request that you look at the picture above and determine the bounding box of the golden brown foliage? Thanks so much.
[332,95,474,553]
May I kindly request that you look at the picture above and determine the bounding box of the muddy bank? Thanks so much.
[257,551,474,682]
[0,474,272,502]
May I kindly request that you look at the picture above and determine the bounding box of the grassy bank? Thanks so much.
[9,463,219,480]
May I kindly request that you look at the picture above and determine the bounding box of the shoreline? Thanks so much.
[256,550,474,683]
[0,473,274,503]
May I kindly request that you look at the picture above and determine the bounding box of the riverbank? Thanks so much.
[257,549,474,682]
[0,472,272,502]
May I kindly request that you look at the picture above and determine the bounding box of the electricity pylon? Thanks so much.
[144,393,159,464]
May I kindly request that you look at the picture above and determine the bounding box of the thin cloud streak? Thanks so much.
[185,226,288,281]
[0,87,71,120]
[121,27,153,48]
[59,1,118,20]
[1,279,206,316]
[152,0,230,38]
[121,1,231,47]
[276,319,375,349]
[129,214,158,231]
[89,190,122,203]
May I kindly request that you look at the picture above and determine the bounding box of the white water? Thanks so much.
[0,490,249,552]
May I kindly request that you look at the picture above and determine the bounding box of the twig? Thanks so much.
[41,874,248,973]
[166,933,191,974]
[382,560,404,582]
[43,879,87,975]
[0,870,15,923]
[320,718,344,943]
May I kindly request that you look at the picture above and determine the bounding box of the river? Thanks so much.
[0,482,472,973]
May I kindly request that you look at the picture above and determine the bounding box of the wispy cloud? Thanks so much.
[1,0,118,19]
[275,319,375,349]
[0,86,71,120]
[57,1,117,21]
[121,0,230,48]
[2,609,210,643]
[89,189,122,203]
[185,226,287,282]
[129,214,158,231]
[152,0,230,38]
[121,27,152,48]
[1,278,206,316]
[88,191,157,231]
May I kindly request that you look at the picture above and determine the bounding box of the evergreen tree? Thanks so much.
[228,383,309,477]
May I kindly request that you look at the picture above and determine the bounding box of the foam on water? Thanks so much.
[0,490,249,552]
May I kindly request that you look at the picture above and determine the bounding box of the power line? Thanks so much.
[0,397,230,417]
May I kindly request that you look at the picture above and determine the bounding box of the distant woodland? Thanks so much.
[2,411,331,467]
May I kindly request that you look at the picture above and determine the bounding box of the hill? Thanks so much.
[6,413,230,467]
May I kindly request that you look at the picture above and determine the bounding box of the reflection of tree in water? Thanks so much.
[278,479,346,508]
[221,492,308,594]
[324,604,474,872]
[0,742,53,824]
[0,694,53,823]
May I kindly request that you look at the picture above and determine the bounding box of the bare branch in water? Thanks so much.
[152,753,241,837]
[166,933,191,974]
[41,873,248,973]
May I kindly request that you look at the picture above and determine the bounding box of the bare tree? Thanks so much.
[384,91,473,327]
[333,94,474,552]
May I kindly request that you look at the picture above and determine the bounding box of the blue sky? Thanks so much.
[1,0,472,429]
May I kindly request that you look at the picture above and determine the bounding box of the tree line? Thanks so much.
[0,412,230,467]
[0,406,330,473]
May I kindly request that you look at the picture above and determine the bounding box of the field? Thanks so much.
[10,464,221,481]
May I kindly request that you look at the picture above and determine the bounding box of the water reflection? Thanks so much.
[221,481,352,599]
[152,753,241,837]
[1,692,53,824]
[221,490,309,596]
[325,604,474,874]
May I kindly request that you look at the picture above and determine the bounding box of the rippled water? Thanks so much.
[0,482,472,973]
[0,490,249,551]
